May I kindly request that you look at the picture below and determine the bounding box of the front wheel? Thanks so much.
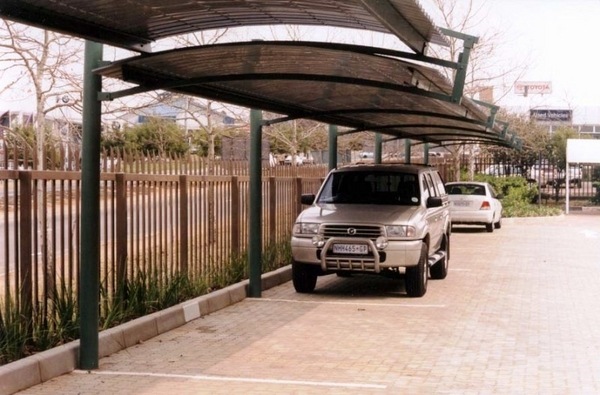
[405,242,428,297]
[292,261,317,293]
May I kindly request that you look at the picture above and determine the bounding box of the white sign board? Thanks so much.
[566,139,600,164]
[565,139,600,214]
[514,81,552,95]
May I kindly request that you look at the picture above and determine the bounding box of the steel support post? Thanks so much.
[79,40,103,370]
[404,139,412,164]
[375,133,382,164]
[424,143,429,165]
[248,109,263,297]
[328,124,338,171]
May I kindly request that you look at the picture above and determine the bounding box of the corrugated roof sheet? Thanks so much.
[97,41,511,146]
[0,0,448,53]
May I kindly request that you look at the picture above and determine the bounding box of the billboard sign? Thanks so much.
[514,81,552,96]
[530,109,572,123]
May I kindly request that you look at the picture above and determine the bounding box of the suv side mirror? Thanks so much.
[300,194,316,205]
[426,196,443,208]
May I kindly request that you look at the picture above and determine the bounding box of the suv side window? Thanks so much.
[421,175,431,200]
[431,171,446,196]
[425,173,439,197]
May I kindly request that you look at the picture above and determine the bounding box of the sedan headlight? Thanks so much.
[385,225,416,238]
[293,222,320,236]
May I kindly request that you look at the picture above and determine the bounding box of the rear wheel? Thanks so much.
[405,242,428,297]
[494,214,502,229]
[292,261,317,293]
[430,234,449,280]
[486,222,494,232]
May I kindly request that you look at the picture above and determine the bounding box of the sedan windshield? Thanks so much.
[317,171,420,205]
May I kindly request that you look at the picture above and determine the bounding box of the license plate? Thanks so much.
[332,244,368,255]
[453,200,471,207]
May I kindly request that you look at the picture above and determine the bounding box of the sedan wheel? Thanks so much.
[494,215,502,229]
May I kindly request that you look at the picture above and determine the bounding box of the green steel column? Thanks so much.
[423,143,429,165]
[374,133,382,164]
[404,139,412,164]
[328,124,338,170]
[248,109,263,298]
[79,40,103,370]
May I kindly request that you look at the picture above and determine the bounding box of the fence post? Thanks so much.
[115,173,127,291]
[230,176,240,255]
[269,177,276,245]
[18,171,32,322]
[295,177,303,216]
[179,175,188,274]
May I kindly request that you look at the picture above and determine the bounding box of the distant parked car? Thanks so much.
[446,181,503,233]
[284,154,303,165]
[481,164,523,177]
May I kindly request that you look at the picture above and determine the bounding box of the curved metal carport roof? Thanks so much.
[0,0,449,53]
[96,40,512,147]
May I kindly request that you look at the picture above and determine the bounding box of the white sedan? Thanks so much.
[445,181,503,232]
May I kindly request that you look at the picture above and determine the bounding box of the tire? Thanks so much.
[494,215,502,229]
[292,261,317,293]
[430,233,449,280]
[486,222,494,233]
[405,242,428,297]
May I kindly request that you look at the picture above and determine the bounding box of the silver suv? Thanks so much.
[291,164,451,297]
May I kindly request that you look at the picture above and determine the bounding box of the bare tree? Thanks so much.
[424,0,528,180]
[0,21,84,305]
[0,20,84,170]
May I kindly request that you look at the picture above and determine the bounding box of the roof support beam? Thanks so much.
[358,0,429,54]
[438,28,479,104]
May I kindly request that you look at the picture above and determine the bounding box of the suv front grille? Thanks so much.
[322,225,383,239]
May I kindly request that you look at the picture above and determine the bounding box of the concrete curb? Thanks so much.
[0,266,292,395]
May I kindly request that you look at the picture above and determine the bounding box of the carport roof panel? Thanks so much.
[97,41,511,146]
[0,0,448,53]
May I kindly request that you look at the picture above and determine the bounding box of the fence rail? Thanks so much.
[0,159,328,329]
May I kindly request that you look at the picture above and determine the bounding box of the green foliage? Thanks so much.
[0,298,28,364]
[548,126,582,169]
[472,174,562,217]
[102,118,189,156]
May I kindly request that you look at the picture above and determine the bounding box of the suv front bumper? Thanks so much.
[292,236,422,273]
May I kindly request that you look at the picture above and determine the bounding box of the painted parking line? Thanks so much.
[253,298,446,308]
[74,370,387,390]
[580,229,599,239]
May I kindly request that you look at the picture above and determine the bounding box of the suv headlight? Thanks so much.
[385,225,416,238]
[293,222,320,236]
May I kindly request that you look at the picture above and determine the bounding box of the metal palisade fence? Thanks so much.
[0,148,328,341]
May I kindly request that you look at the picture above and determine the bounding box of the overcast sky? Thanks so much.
[422,0,600,123]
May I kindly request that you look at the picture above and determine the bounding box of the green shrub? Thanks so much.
[471,175,562,217]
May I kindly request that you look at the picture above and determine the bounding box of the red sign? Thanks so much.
[514,81,552,95]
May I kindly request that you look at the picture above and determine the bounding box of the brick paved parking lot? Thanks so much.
[13,214,600,394]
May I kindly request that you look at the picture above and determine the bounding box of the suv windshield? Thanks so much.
[317,171,420,205]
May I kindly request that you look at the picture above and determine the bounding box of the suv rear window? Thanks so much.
[317,171,420,205]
